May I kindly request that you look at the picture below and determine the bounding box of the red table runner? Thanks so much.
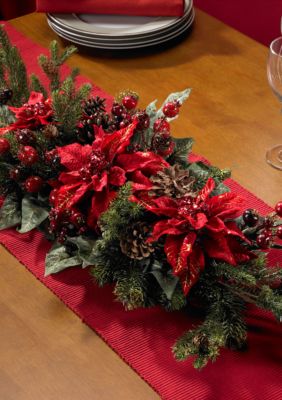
[0,22,281,400]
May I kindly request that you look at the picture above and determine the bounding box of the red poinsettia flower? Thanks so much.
[0,92,53,133]
[137,178,253,295]
[53,121,169,230]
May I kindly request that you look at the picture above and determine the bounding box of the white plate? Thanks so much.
[47,5,192,42]
[47,0,191,38]
[47,9,195,50]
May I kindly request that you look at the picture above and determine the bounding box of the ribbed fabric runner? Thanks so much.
[0,22,281,400]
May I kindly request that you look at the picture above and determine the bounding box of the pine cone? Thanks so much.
[150,164,195,198]
[42,124,59,139]
[42,60,58,76]
[120,221,154,260]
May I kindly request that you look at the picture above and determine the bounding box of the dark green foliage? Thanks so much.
[29,74,48,98]
[99,183,143,242]
[0,25,29,105]
[0,105,15,127]
[38,40,77,92]
[173,255,282,368]
[52,76,91,135]
[188,161,231,193]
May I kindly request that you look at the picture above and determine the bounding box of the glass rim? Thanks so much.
[270,36,282,56]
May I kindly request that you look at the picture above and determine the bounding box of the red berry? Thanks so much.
[242,209,259,227]
[122,95,138,110]
[135,111,150,131]
[0,138,10,155]
[111,103,124,117]
[15,129,35,145]
[276,225,282,239]
[25,176,43,193]
[49,189,58,205]
[18,146,38,166]
[162,101,180,118]
[9,167,22,181]
[153,118,170,133]
[275,201,282,217]
[256,233,271,249]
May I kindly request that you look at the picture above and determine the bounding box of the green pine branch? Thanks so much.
[0,25,29,105]
[52,76,91,135]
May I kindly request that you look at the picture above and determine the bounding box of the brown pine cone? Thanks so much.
[42,124,59,139]
[120,221,154,260]
[150,164,195,198]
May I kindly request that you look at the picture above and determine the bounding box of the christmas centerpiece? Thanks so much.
[0,26,281,370]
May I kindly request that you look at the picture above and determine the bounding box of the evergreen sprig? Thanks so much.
[52,76,91,135]
[38,40,77,92]
[0,25,29,105]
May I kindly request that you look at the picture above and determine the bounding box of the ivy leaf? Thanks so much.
[18,196,49,234]
[68,236,97,268]
[0,105,16,127]
[45,241,82,276]
[150,261,179,300]
[0,194,21,230]
[170,137,194,166]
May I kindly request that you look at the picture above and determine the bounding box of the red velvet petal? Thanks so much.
[207,192,244,220]
[116,151,169,174]
[180,244,205,295]
[186,212,208,230]
[203,235,236,265]
[59,171,81,184]
[205,216,226,233]
[164,234,186,270]
[129,170,153,191]
[142,196,179,218]
[87,189,117,229]
[149,219,186,242]
[57,143,92,171]
[174,232,197,274]
[92,171,108,192]
[109,166,126,186]
[197,178,215,203]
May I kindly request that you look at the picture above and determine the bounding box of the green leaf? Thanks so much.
[68,236,97,268]
[150,261,179,300]
[45,241,82,276]
[171,137,194,166]
[18,196,49,234]
[0,105,16,127]
[0,194,21,230]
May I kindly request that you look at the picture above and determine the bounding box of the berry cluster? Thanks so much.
[242,203,282,249]
[48,205,86,243]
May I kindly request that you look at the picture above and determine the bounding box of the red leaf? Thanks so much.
[149,219,186,242]
[164,234,186,270]
[139,195,179,218]
[116,151,169,174]
[203,235,236,265]
[92,170,108,192]
[207,192,244,220]
[185,212,208,230]
[197,178,215,202]
[59,171,81,185]
[57,143,92,171]
[180,244,205,295]
[87,189,117,229]
[205,216,226,233]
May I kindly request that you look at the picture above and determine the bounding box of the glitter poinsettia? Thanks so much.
[0,91,53,133]
[51,121,169,232]
[137,178,253,295]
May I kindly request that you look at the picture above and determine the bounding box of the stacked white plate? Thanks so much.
[47,0,194,50]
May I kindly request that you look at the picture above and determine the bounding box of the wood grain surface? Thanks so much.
[0,10,281,400]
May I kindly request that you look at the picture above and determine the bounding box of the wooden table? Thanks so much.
[1,10,281,400]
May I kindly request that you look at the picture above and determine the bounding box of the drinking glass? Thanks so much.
[266,36,282,170]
